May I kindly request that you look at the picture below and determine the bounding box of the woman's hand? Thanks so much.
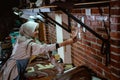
[71,27,78,43]
[58,27,78,47]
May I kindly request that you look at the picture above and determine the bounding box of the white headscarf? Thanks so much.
[18,21,39,43]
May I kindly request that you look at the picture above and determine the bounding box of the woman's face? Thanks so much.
[33,26,39,38]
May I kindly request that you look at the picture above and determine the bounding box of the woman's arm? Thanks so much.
[31,29,78,55]
[58,29,78,48]
[59,38,75,47]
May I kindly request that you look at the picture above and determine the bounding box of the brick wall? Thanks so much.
[71,0,120,80]
[45,1,120,79]
[45,13,57,44]
[46,24,56,44]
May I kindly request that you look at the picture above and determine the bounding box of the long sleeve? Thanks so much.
[31,42,56,55]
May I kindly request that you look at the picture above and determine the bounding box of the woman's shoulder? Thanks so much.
[18,39,34,46]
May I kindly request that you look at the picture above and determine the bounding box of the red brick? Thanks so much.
[103,59,107,66]
[104,7,110,14]
[110,32,120,40]
[72,52,85,66]
[103,71,111,80]
[91,64,103,74]
[81,9,85,14]
[71,9,81,13]
[111,24,120,31]
[91,54,102,62]
[84,19,91,26]
[91,43,101,51]
[111,39,120,47]
[83,40,91,47]
[111,9,120,15]
[96,27,106,33]
[89,56,98,65]
[87,36,97,43]
[85,31,93,36]
[72,59,80,66]
[91,21,102,27]
[90,48,97,54]
[111,46,120,53]
[111,52,120,61]
[97,39,102,44]
[98,62,111,72]
[111,60,120,69]
[110,1,120,7]
[91,8,99,14]
[110,74,120,80]
[96,50,104,58]
[111,67,120,77]
[77,42,86,49]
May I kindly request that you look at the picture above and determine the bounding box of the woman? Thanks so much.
[0,20,77,80]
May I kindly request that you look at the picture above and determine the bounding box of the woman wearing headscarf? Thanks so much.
[0,20,78,80]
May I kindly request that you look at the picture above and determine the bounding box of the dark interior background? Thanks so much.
[0,0,21,41]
